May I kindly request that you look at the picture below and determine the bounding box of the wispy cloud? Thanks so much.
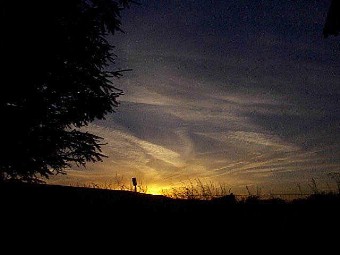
[50,0,340,194]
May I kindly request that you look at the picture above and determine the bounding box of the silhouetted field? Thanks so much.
[2,182,339,243]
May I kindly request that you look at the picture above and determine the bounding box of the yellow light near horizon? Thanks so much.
[146,185,165,195]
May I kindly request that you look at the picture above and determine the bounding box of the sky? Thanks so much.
[49,0,340,195]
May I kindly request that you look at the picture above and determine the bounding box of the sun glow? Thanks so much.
[146,185,166,195]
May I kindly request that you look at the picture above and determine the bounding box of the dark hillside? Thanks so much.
[1,182,339,241]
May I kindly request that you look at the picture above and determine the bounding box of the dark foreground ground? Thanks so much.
[1,182,339,248]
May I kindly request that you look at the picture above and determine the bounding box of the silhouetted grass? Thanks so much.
[72,173,148,193]
[328,172,340,194]
[161,175,340,201]
[162,178,232,200]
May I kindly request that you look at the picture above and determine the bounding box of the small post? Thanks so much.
[132,177,137,192]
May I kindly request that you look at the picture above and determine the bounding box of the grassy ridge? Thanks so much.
[2,182,339,240]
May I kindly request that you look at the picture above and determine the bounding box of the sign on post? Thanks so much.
[132,177,137,192]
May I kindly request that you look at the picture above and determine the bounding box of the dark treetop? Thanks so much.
[323,0,340,38]
[1,0,130,182]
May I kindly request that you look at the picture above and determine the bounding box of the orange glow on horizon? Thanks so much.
[146,185,165,195]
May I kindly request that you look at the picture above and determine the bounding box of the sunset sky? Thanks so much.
[49,0,339,195]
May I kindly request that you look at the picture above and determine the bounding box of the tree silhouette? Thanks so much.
[323,0,340,38]
[1,0,131,182]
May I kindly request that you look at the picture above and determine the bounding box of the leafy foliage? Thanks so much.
[1,0,130,181]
